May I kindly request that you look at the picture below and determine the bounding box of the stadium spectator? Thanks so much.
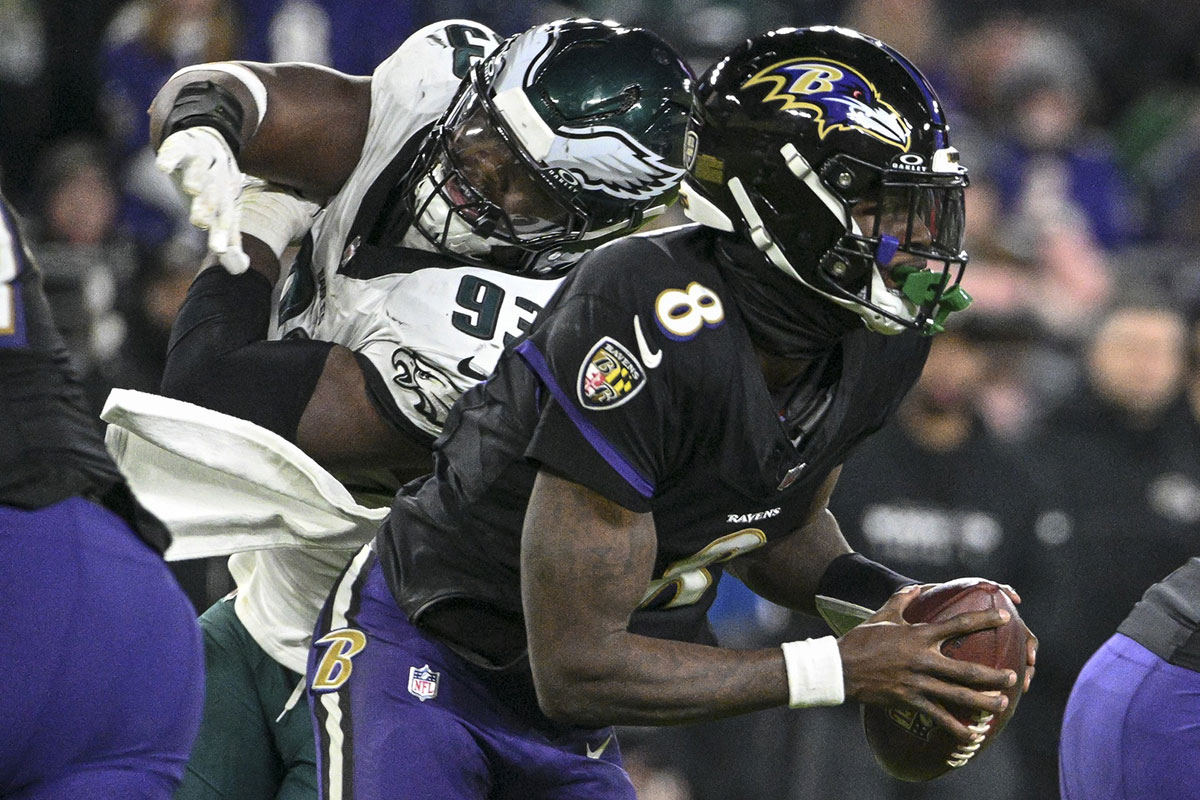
[26,137,140,415]
[0,0,53,208]
[986,24,1143,252]
[100,0,239,250]
[1117,87,1200,247]
[953,171,1105,438]
[234,0,418,73]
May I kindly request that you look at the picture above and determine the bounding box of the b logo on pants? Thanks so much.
[311,628,367,693]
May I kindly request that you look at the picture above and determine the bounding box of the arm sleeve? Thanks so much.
[160,265,334,441]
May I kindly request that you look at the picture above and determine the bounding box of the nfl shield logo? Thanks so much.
[887,706,936,741]
[408,664,440,702]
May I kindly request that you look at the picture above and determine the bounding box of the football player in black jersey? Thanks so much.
[0,193,204,797]
[306,26,1035,799]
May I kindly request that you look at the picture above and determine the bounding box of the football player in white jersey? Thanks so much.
[141,18,693,800]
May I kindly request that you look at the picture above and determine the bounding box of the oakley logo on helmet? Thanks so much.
[742,58,911,151]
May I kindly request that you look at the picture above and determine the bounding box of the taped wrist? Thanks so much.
[162,81,246,155]
[239,180,319,259]
[161,266,334,441]
[781,637,844,707]
[815,552,920,636]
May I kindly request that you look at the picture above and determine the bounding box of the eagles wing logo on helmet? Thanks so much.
[544,129,686,201]
[492,23,686,202]
[742,58,911,151]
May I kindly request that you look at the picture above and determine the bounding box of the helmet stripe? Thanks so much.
[872,41,947,147]
[493,86,555,161]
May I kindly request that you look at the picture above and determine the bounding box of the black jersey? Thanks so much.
[1119,558,1200,672]
[377,225,929,663]
[0,198,169,552]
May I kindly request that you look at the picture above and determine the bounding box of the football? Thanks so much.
[861,578,1028,782]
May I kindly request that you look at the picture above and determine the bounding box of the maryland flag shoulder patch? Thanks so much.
[577,337,646,410]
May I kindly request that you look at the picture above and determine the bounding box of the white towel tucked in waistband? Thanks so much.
[102,388,389,562]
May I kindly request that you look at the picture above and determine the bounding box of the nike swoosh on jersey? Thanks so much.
[457,357,490,381]
[586,734,614,759]
[633,315,662,369]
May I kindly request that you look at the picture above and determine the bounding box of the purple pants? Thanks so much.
[0,497,205,799]
[308,546,635,800]
[1060,633,1200,800]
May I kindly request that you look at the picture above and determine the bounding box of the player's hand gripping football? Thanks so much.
[156,126,249,274]
[837,586,1017,742]
[991,582,1037,693]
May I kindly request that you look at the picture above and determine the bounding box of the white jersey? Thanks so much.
[231,20,566,675]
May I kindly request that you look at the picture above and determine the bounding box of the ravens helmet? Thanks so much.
[407,18,694,275]
[680,25,971,335]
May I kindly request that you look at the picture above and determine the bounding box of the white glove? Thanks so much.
[237,178,320,260]
[156,126,249,274]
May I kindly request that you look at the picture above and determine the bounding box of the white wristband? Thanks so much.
[781,636,844,708]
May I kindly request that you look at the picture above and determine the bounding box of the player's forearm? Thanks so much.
[149,62,371,200]
[730,507,852,615]
[733,510,921,638]
[161,238,420,468]
[529,630,794,727]
[522,470,836,727]
[241,232,282,285]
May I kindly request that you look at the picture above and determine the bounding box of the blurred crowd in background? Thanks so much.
[6,1,1200,798]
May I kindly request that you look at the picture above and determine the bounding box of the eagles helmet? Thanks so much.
[407,18,694,275]
[680,26,971,335]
